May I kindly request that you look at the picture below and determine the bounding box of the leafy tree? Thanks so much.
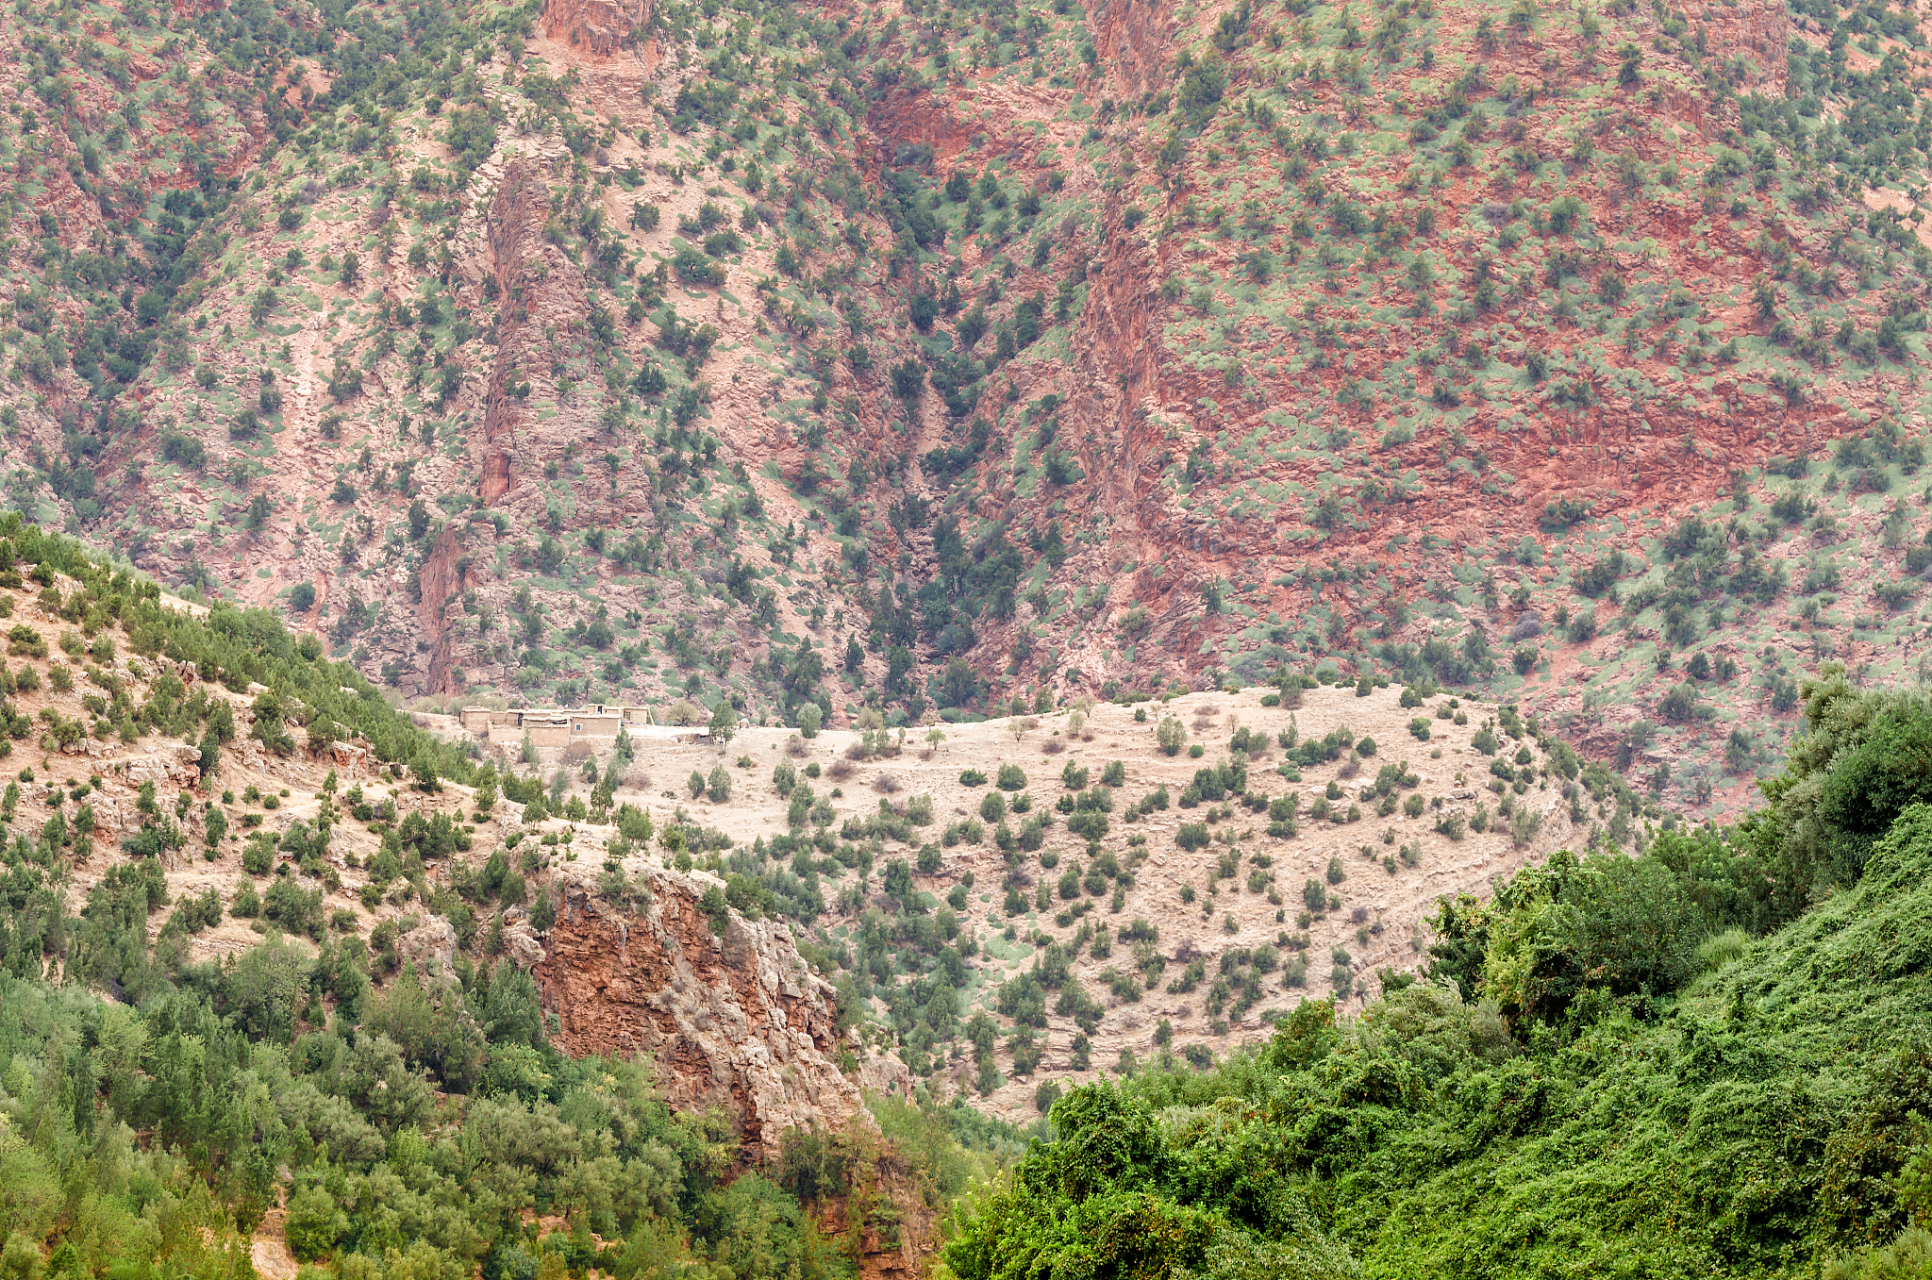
[249,691,296,755]
[482,961,546,1049]
[472,767,497,814]
[1178,56,1229,125]
[285,1184,348,1261]
[940,658,979,707]
[709,700,739,747]
[1156,716,1187,756]
[890,359,926,401]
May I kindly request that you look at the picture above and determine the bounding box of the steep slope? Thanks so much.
[0,508,1622,1158]
[0,511,1623,1280]
[944,683,1932,1279]
[0,515,876,1147]
[533,858,874,1160]
[0,0,1929,815]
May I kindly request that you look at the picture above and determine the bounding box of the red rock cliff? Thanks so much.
[541,0,649,56]
[535,863,866,1162]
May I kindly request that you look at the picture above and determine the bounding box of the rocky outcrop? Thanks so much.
[541,0,647,57]
[415,526,466,696]
[123,743,207,787]
[534,864,866,1161]
[398,916,460,976]
[478,157,549,511]
[814,1163,939,1280]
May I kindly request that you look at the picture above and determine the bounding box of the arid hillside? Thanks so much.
[446,674,1618,1119]
[0,516,1622,1126]
[2,0,1930,818]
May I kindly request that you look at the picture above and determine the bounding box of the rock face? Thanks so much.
[540,0,648,56]
[535,864,865,1160]
[398,916,460,976]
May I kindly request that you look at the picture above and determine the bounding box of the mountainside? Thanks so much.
[3,0,1932,806]
[0,509,1601,1277]
[5,500,1932,1280]
[0,496,1923,1277]
[0,503,1637,1157]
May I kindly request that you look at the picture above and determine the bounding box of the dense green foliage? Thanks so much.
[0,906,1018,1280]
[0,958,862,1280]
[944,672,1932,1279]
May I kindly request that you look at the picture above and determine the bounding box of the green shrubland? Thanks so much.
[946,669,1932,1279]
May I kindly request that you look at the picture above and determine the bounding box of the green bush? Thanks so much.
[1813,705,1932,871]
[1157,716,1187,755]
[1658,682,1711,723]
[242,832,276,876]
[284,1184,346,1260]
[263,877,324,939]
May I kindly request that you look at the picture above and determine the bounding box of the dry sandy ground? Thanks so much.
[484,682,1585,1119]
